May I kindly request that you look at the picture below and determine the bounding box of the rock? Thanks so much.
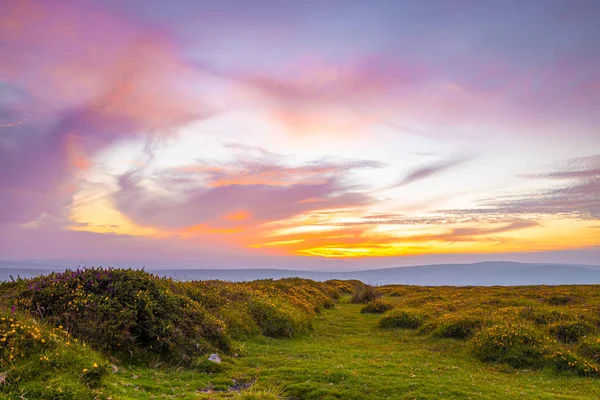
[208,353,222,363]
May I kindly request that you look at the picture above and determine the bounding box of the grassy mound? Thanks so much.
[0,311,109,399]
[471,324,548,369]
[379,309,427,329]
[431,313,482,339]
[16,268,229,363]
[360,299,394,314]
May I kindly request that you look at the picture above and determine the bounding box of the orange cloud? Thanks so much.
[223,210,251,221]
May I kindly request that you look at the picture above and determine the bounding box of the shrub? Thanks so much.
[578,337,600,362]
[471,324,547,369]
[379,309,427,329]
[17,268,229,363]
[549,320,592,343]
[247,299,307,338]
[361,299,394,314]
[404,294,447,307]
[325,280,357,295]
[0,311,109,397]
[521,307,570,325]
[545,295,576,305]
[432,314,482,339]
[350,285,380,304]
[546,350,581,373]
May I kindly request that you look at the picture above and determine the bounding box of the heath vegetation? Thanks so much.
[2,271,600,399]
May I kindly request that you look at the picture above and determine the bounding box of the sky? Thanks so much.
[0,0,599,270]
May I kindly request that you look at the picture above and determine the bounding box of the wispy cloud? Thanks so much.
[440,154,600,220]
[388,156,471,188]
[111,152,381,233]
[0,1,214,225]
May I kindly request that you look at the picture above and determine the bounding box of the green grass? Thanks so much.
[93,298,600,400]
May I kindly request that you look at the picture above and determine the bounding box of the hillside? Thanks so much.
[3,268,600,399]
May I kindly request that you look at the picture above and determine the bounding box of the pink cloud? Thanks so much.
[0,0,213,224]
[113,157,378,231]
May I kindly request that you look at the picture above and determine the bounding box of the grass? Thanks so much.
[86,298,600,399]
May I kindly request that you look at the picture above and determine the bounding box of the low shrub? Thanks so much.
[549,320,592,343]
[17,268,229,364]
[545,349,600,376]
[379,309,427,329]
[578,337,600,362]
[521,307,570,325]
[545,294,576,305]
[432,314,482,339]
[351,284,380,304]
[360,299,394,314]
[0,311,109,397]
[471,324,547,369]
[247,299,308,338]
[325,280,358,295]
[404,294,447,307]
[546,350,583,374]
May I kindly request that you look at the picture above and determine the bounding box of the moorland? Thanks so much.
[2,268,600,399]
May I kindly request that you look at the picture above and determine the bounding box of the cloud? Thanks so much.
[441,154,600,220]
[389,156,471,188]
[0,1,214,224]
[111,154,381,232]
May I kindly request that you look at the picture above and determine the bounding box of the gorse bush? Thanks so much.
[350,284,380,304]
[545,349,600,376]
[17,268,229,364]
[521,307,570,325]
[578,337,600,362]
[247,298,307,338]
[361,299,394,314]
[182,278,336,339]
[545,294,577,305]
[0,311,109,398]
[471,324,548,369]
[379,309,427,329]
[431,314,482,339]
[14,269,339,364]
[549,320,593,343]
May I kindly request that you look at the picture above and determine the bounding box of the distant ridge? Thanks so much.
[2,260,600,286]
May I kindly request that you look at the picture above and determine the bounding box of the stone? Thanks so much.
[208,353,222,363]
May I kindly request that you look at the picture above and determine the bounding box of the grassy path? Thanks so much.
[107,301,600,399]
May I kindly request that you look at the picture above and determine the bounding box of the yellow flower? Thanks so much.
[93,362,98,368]
[83,368,88,373]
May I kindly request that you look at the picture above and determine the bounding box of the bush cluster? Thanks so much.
[471,324,548,369]
[14,269,339,365]
[379,309,427,329]
[549,320,592,343]
[350,284,380,304]
[360,299,394,314]
[17,268,229,363]
[431,314,482,339]
[0,311,109,398]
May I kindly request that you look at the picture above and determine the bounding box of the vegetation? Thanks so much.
[379,309,428,329]
[350,284,380,304]
[360,298,394,314]
[3,270,600,398]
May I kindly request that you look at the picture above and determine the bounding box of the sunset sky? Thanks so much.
[1,0,599,270]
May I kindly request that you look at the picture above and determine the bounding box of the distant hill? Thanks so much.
[2,260,600,285]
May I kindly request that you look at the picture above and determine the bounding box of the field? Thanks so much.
[2,269,600,399]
